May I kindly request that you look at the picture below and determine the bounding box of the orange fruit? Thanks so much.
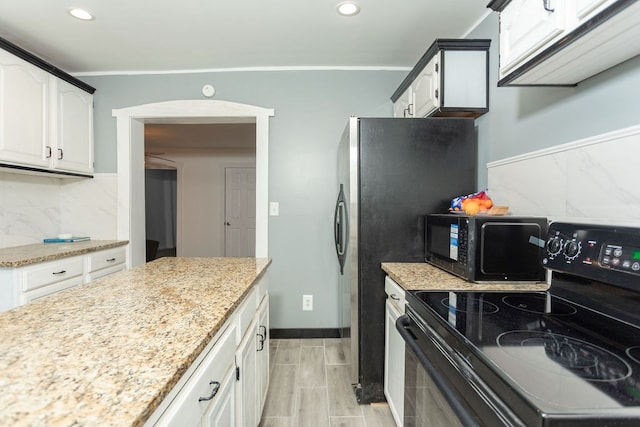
[463,200,481,215]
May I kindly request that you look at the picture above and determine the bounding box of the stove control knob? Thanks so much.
[564,240,581,260]
[546,237,563,255]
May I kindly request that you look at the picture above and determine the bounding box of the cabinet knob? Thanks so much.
[225,221,231,226]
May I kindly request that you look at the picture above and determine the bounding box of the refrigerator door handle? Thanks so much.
[334,185,348,275]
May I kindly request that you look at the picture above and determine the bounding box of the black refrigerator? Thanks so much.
[334,117,476,403]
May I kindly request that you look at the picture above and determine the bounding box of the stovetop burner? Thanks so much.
[439,296,499,314]
[497,330,632,382]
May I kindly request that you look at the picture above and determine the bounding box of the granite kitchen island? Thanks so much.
[0,257,271,426]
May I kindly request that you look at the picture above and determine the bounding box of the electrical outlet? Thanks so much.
[302,294,313,311]
[269,202,279,216]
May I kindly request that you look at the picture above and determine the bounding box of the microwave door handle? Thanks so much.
[396,315,481,427]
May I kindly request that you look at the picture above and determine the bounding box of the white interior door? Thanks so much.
[225,167,256,256]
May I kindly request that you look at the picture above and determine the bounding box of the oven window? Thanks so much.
[480,223,542,275]
[404,345,463,426]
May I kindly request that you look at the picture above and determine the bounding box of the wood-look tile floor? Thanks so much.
[260,338,397,427]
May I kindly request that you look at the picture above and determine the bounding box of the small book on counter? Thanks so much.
[43,236,91,243]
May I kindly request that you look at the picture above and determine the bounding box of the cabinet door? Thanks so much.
[393,86,414,118]
[236,318,257,427]
[52,78,93,174]
[0,49,50,168]
[384,299,404,427]
[412,54,440,118]
[499,0,567,74]
[202,367,235,427]
[256,293,270,417]
[154,323,236,426]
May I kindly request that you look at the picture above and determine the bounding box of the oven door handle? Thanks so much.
[396,315,481,427]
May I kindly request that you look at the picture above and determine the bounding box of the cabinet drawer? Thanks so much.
[155,322,237,426]
[22,275,83,303]
[88,247,126,273]
[22,257,84,291]
[384,276,406,312]
[236,287,257,342]
[255,274,268,305]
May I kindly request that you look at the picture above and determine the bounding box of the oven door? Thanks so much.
[396,310,521,427]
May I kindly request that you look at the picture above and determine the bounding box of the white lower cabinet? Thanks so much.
[256,294,270,413]
[384,276,405,427]
[236,317,258,427]
[146,275,270,427]
[202,367,236,427]
[154,322,237,426]
[0,245,129,313]
[86,246,127,282]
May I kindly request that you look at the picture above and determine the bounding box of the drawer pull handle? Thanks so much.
[542,0,554,12]
[106,258,116,262]
[57,148,64,160]
[390,294,400,301]
[198,381,221,402]
[52,270,66,275]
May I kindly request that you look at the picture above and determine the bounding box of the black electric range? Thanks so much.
[403,222,640,426]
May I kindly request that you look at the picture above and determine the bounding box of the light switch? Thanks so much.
[269,202,279,216]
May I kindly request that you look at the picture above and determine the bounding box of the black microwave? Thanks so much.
[425,214,548,282]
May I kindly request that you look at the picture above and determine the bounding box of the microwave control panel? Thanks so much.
[542,222,640,289]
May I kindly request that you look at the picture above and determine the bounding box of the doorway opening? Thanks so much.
[113,100,274,267]
[144,166,177,261]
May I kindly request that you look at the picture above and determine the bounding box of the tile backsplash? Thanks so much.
[0,173,117,248]
[488,124,640,227]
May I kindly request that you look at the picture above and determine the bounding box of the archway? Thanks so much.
[113,100,274,267]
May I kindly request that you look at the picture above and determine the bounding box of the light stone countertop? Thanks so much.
[381,262,549,292]
[0,240,129,268]
[0,256,271,427]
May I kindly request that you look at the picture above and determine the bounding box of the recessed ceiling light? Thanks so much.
[337,1,360,16]
[69,8,94,21]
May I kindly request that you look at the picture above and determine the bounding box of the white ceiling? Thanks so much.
[0,0,490,75]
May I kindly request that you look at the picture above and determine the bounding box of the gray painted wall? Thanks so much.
[82,11,640,330]
[469,13,640,188]
[82,70,404,329]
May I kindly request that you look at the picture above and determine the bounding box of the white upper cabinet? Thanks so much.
[489,0,640,86]
[52,78,94,174]
[499,0,567,75]
[392,39,490,118]
[393,86,414,118]
[412,54,440,118]
[0,38,95,177]
[0,49,50,168]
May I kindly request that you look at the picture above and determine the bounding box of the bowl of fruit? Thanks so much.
[449,190,509,216]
